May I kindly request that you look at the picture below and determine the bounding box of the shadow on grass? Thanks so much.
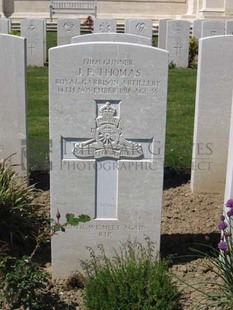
[30,171,50,190]
[163,167,191,190]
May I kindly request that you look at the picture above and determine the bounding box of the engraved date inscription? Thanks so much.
[54,58,161,96]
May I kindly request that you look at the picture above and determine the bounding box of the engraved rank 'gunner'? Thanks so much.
[72,102,144,159]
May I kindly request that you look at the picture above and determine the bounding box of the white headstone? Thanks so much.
[224,100,233,208]
[158,19,171,49]
[50,42,168,277]
[93,19,117,33]
[125,19,153,40]
[192,19,204,39]
[0,18,11,33]
[57,19,80,45]
[43,19,47,64]
[71,33,152,46]
[0,34,28,176]
[201,21,225,38]
[225,20,233,35]
[191,36,233,193]
[20,19,46,66]
[166,20,190,67]
[0,0,5,18]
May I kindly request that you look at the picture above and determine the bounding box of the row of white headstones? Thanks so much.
[1,17,233,67]
[1,22,233,277]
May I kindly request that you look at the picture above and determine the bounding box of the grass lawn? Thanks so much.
[166,68,197,173]
[27,66,49,171]
[27,33,197,173]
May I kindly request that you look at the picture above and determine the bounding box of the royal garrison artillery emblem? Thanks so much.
[73,102,144,159]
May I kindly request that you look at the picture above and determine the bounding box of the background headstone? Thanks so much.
[192,19,204,39]
[158,19,171,49]
[191,36,233,193]
[50,42,168,277]
[166,20,190,67]
[125,19,153,40]
[224,100,233,210]
[0,34,27,176]
[201,21,225,38]
[0,3,5,18]
[57,19,80,45]
[225,20,233,34]
[20,19,46,66]
[93,19,117,33]
[0,18,11,33]
[72,33,152,46]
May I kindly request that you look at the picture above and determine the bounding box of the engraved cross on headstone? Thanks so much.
[62,100,152,220]
[28,44,35,55]
[174,41,182,56]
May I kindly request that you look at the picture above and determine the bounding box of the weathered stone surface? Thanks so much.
[50,41,168,277]
[93,18,117,33]
[201,21,225,37]
[191,36,233,193]
[166,20,190,67]
[192,19,204,39]
[71,33,152,45]
[125,19,153,40]
[20,18,46,66]
[0,18,11,33]
[57,19,80,45]
[158,19,171,49]
[0,34,27,176]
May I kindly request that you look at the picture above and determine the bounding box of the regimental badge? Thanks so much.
[135,22,147,33]
[63,22,75,32]
[28,23,35,31]
[73,102,144,159]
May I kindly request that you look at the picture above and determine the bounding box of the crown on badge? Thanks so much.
[99,102,115,116]
[96,102,119,126]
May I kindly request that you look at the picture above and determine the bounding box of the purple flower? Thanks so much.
[220,215,225,221]
[217,221,228,230]
[226,199,233,208]
[218,241,228,251]
[227,208,233,217]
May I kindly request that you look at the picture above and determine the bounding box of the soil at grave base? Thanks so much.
[5,180,226,310]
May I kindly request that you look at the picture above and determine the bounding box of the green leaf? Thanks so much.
[52,224,62,232]
[66,213,91,226]
[66,213,80,225]
[78,214,91,223]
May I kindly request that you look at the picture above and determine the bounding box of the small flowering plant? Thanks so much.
[209,198,233,308]
[183,199,233,309]
[218,199,233,253]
